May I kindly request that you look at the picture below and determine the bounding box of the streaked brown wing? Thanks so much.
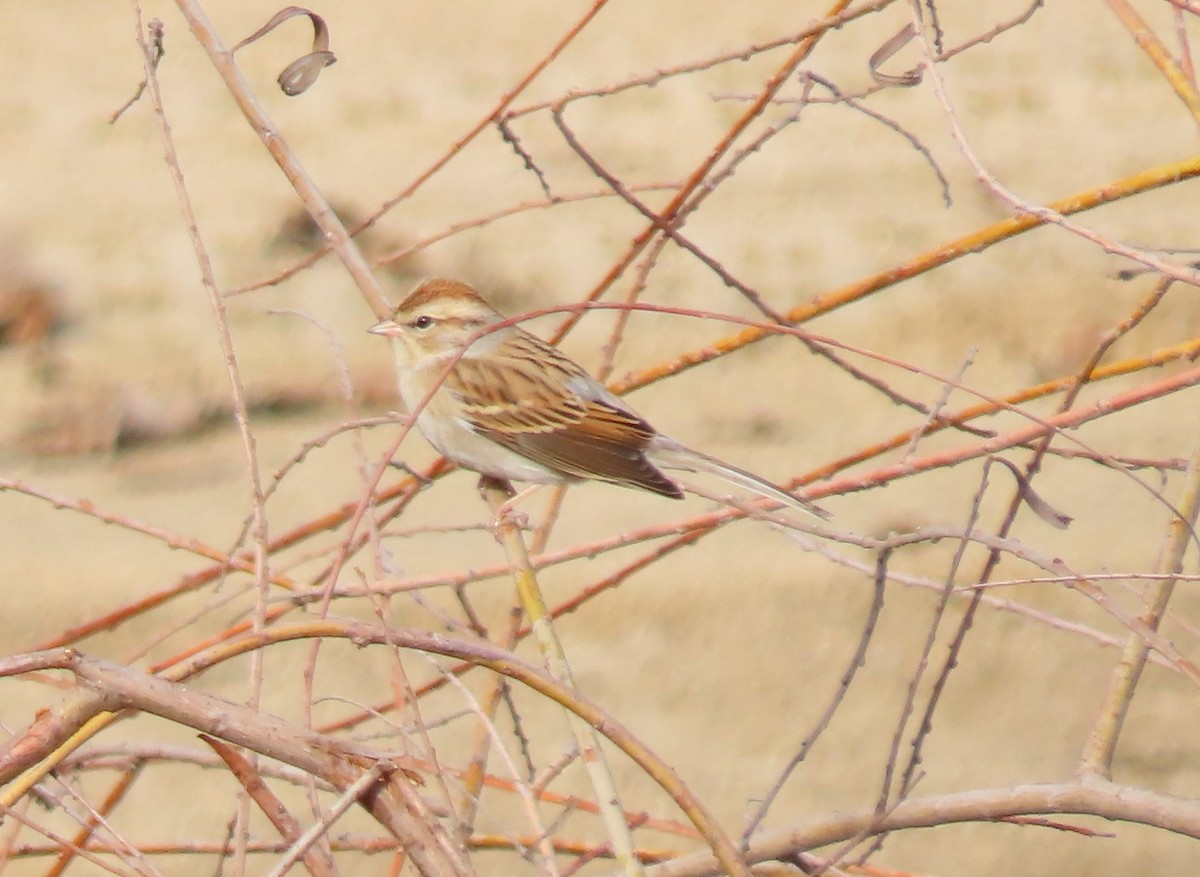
[448,334,683,498]
[503,401,683,498]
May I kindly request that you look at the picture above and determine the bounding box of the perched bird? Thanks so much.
[369,278,828,519]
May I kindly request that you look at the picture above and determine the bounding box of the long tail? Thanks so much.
[647,438,830,520]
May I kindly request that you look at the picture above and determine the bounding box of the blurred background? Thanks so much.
[2,1,1200,874]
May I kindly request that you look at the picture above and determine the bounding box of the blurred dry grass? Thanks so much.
[2,1,1200,875]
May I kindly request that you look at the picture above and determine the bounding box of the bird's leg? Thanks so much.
[476,473,515,498]
[477,474,532,531]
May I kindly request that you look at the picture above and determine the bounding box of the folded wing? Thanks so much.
[449,333,683,499]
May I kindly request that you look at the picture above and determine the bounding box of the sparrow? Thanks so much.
[369,278,828,519]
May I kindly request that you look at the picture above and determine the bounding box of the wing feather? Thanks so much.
[446,332,682,498]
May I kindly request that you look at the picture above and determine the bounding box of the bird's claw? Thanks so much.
[475,475,532,534]
[490,504,530,536]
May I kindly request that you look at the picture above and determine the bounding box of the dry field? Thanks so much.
[2,1,1200,875]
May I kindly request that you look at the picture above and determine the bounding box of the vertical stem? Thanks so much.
[1079,424,1200,777]
[479,480,646,877]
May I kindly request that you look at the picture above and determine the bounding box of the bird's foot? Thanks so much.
[491,506,530,535]
[493,488,544,532]
[477,475,534,533]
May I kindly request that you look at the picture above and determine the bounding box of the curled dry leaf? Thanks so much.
[277,50,337,96]
[232,6,337,96]
[870,23,922,86]
[993,456,1074,530]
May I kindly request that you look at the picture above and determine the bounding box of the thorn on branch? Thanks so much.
[497,116,554,199]
[923,0,946,56]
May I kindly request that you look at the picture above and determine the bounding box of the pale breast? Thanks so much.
[399,359,567,484]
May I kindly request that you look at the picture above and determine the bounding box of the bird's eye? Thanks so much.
[411,315,434,330]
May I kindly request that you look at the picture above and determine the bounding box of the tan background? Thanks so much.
[2,0,1200,874]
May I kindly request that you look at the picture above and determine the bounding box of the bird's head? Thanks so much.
[369,278,504,366]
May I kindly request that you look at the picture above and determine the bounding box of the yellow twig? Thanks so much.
[480,479,644,877]
[1,711,121,810]
[1105,0,1200,127]
[1079,421,1200,778]
[613,152,1200,397]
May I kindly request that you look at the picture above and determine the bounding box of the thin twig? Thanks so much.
[741,548,889,844]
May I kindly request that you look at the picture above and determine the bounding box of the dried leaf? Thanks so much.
[278,50,337,96]
[232,6,336,97]
[993,457,1073,529]
[870,24,922,86]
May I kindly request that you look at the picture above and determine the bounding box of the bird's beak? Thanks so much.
[369,319,401,337]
